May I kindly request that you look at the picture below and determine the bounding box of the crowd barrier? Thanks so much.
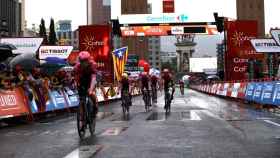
[190,80,280,107]
[0,84,141,120]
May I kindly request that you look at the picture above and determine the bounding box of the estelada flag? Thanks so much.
[112,47,128,81]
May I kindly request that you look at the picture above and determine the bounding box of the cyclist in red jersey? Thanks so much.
[74,51,98,111]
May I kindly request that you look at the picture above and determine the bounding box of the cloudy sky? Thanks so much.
[26,0,280,56]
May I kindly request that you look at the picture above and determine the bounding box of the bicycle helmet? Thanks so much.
[79,51,91,61]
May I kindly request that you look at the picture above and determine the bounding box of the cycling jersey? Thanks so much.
[120,78,130,92]
[141,74,149,90]
[74,60,97,95]
[162,74,173,91]
[151,75,158,87]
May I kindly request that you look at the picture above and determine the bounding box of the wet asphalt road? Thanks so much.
[1,89,280,158]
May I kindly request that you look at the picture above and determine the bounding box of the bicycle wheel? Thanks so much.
[77,104,86,139]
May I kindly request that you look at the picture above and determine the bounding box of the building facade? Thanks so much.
[57,22,79,50]
[161,51,177,63]
[236,0,265,37]
[0,0,24,37]
[121,0,148,14]
[148,37,161,69]
[87,0,111,25]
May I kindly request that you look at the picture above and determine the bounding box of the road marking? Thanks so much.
[101,127,128,136]
[190,111,201,121]
[63,145,102,158]
[264,120,280,127]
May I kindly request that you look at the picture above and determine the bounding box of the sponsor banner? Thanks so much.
[119,13,188,24]
[252,83,263,103]
[225,20,263,81]
[0,38,43,54]
[0,88,29,117]
[245,83,255,101]
[211,84,217,94]
[226,83,234,97]
[270,29,280,46]
[79,25,112,74]
[216,83,222,95]
[272,82,280,106]
[231,83,240,98]
[121,25,217,36]
[39,46,73,59]
[260,82,275,104]
[171,26,184,35]
[237,82,247,99]
[221,83,229,96]
[250,39,280,53]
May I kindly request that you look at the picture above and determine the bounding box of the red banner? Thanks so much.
[0,88,29,118]
[225,20,264,81]
[163,0,175,13]
[79,25,113,79]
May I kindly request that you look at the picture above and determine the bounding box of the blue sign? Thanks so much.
[146,14,188,23]
[272,82,280,106]
[252,83,263,103]
[260,82,275,104]
[245,83,255,101]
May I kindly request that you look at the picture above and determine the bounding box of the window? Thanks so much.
[156,57,159,60]
[156,62,160,66]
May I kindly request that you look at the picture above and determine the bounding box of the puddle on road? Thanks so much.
[146,111,201,121]
[96,112,114,120]
[111,114,133,122]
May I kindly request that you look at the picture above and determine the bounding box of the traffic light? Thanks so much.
[214,12,224,33]
[112,19,122,37]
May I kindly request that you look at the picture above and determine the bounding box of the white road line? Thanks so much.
[63,145,102,158]
[264,120,280,127]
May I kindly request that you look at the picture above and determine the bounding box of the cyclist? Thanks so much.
[161,69,175,109]
[179,79,185,95]
[150,74,159,103]
[74,51,98,114]
[140,72,151,108]
[118,73,132,106]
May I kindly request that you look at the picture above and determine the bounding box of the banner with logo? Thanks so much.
[272,82,280,106]
[245,82,255,101]
[79,25,111,73]
[252,83,263,103]
[0,88,29,118]
[225,20,264,81]
[39,46,73,59]
[250,39,280,53]
[260,82,275,104]
[0,38,43,54]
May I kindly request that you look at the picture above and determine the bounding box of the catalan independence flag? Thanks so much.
[112,47,128,81]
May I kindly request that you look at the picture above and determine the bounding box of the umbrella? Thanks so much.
[182,75,191,81]
[207,75,220,80]
[9,53,39,70]
[0,43,17,51]
[40,57,68,75]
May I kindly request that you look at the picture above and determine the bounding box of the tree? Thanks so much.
[39,18,48,44]
[48,18,57,45]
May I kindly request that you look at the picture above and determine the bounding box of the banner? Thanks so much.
[225,20,263,81]
[231,83,240,98]
[260,82,275,104]
[0,88,29,118]
[0,38,43,55]
[252,83,263,103]
[39,46,73,59]
[250,39,280,53]
[237,82,247,99]
[272,82,280,106]
[245,83,255,101]
[79,25,111,73]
